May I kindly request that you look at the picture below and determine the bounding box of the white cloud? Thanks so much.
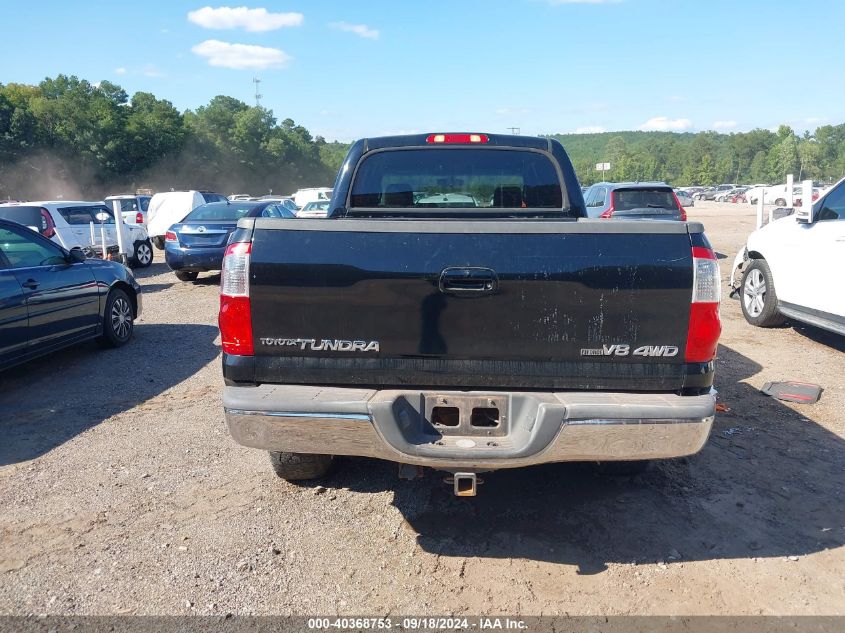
[188,6,303,32]
[804,116,825,124]
[330,21,379,39]
[114,67,127,75]
[712,120,737,130]
[639,116,693,131]
[141,64,164,78]
[575,125,606,134]
[191,39,292,69]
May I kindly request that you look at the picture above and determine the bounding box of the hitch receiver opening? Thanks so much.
[453,472,477,497]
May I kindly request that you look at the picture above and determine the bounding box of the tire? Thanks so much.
[598,460,652,476]
[268,452,333,481]
[174,270,198,282]
[130,239,153,268]
[741,259,787,327]
[774,198,786,207]
[152,236,165,250]
[97,288,135,348]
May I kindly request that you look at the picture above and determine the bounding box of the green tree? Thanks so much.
[695,154,717,185]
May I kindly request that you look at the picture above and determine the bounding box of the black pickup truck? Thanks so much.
[219,133,721,496]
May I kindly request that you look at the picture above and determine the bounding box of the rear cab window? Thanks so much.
[349,148,569,215]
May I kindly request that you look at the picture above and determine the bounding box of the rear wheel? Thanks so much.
[130,239,153,268]
[269,452,333,481]
[741,259,786,327]
[174,270,198,282]
[97,288,134,348]
[774,198,787,207]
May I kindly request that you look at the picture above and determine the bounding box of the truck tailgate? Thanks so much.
[247,218,701,391]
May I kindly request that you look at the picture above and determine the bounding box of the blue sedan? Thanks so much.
[0,218,142,371]
[164,201,295,282]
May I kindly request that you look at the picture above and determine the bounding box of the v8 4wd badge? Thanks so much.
[581,344,679,357]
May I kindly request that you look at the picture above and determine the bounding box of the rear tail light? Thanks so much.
[672,193,688,221]
[165,231,178,242]
[136,212,144,224]
[426,133,488,144]
[599,192,616,218]
[685,246,721,362]
[219,241,253,356]
[40,208,55,238]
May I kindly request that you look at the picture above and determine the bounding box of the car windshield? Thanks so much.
[349,148,566,213]
[185,202,256,221]
[614,189,679,211]
[303,201,330,211]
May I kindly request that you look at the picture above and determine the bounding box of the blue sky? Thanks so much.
[2,0,843,141]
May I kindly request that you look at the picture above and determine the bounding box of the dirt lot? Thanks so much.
[0,202,843,616]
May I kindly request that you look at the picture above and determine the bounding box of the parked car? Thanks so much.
[0,202,154,268]
[228,194,252,201]
[296,200,331,218]
[694,184,736,201]
[220,133,721,491]
[254,196,300,213]
[792,188,821,208]
[715,187,749,203]
[146,191,212,249]
[730,176,845,335]
[292,187,333,209]
[675,190,695,207]
[104,194,151,226]
[583,182,687,220]
[165,200,295,281]
[0,218,142,371]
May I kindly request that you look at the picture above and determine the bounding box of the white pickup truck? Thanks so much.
[730,177,845,335]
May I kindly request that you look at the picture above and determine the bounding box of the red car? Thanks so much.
[793,190,820,207]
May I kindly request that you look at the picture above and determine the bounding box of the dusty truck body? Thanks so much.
[219,133,722,495]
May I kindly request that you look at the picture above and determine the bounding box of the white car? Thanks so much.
[730,177,845,335]
[146,191,205,248]
[293,187,333,209]
[104,194,152,226]
[0,201,154,268]
[296,200,330,218]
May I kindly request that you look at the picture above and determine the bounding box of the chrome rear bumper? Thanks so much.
[224,386,715,470]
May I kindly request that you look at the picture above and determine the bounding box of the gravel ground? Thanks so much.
[0,202,843,616]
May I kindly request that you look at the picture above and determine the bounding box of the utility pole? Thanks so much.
[507,127,521,135]
[253,77,263,107]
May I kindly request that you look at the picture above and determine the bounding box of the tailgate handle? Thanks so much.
[439,267,498,296]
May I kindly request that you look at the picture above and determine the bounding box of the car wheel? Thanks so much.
[174,270,199,282]
[741,259,786,327]
[774,198,786,207]
[152,236,165,250]
[131,239,153,268]
[97,288,134,348]
[268,452,333,481]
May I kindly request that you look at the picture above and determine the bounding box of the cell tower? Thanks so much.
[253,77,263,107]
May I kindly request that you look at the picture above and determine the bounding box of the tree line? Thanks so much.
[0,75,339,200]
[1,75,844,199]
[554,125,845,187]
